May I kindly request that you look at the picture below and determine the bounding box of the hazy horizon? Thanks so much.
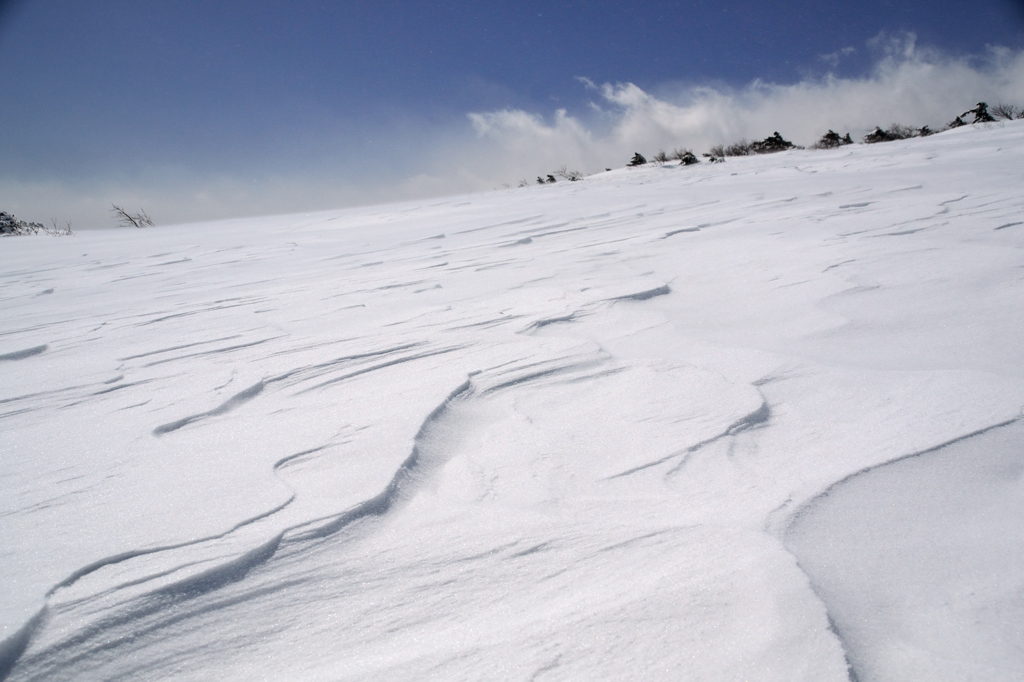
[2,1,1023,229]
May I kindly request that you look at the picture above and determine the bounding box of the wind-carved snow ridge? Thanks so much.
[153,379,266,435]
[0,345,47,362]
[823,613,862,682]
[151,343,463,435]
[46,492,297,597]
[296,345,464,393]
[788,416,1020,511]
[662,227,700,238]
[0,609,46,681]
[607,396,771,479]
[2,536,289,682]
[609,284,670,302]
[527,312,580,331]
[480,357,607,395]
[0,493,301,679]
[723,399,770,436]
[287,376,474,541]
[785,415,1024,682]
[2,376,477,681]
[3,352,473,674]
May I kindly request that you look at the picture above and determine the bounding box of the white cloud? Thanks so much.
[820,46,856,68]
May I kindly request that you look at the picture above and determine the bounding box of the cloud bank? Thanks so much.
[5,35,1024,229]
[452,35,1024,185]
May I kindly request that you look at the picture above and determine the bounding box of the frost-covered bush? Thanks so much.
[864,127,894,143]
[674,149,700,165]
[750,132,798,154]
[947,115,968,129]
[962,102,995,123]
[670,148,694,164]
[709,132,798,157]
[0,212,70,237]
[946,102,998,128]
[811,130,854,149]
[887,124,919,139]
[0,212,44,236]
[627,152,648,167]
[864,124,918,144]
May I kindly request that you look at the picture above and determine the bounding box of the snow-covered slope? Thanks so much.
[2,122,1023,681]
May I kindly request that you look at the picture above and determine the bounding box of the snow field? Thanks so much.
[1,121,1023,680]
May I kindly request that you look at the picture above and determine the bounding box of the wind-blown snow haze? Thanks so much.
[465,38,1024,185]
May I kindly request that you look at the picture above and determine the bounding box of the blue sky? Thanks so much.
[2,0,1023,227]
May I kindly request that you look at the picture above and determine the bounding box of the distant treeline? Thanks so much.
[522,101,1023,186]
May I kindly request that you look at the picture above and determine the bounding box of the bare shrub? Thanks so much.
[111,205,154,228]
[991,103,1023,120]
[653,151,670,164]
[43,219,74,236]
[554,165,583,181]
[724,140,755,156]
[707,144,726,157]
